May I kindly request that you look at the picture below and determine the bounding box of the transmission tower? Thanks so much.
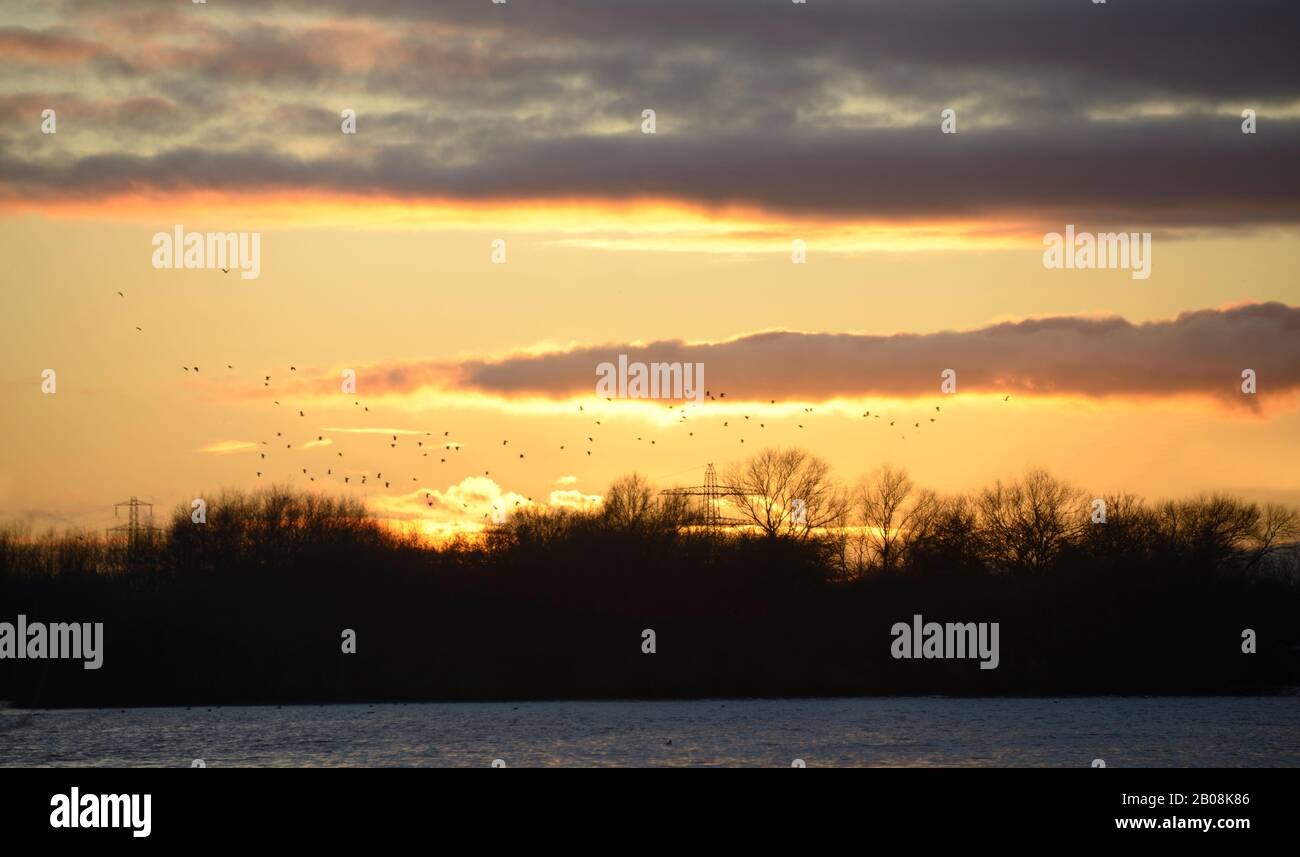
[106,496,160,547]
[659,463,745,529]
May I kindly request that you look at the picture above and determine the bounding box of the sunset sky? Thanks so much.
[3,0,1299,537]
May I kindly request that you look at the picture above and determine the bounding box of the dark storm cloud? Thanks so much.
[256,0,1300,105]
[5,118,1299,226]
[7,0,1300,224]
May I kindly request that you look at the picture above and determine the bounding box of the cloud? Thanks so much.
[549,489,601,509]
[6,122,1299,229]
[5,1,1300,228]
[369,476,530,524]
[45,1,1299,107]
[364,478,600,540]
[0,26,105,63]
[198,440,258,455]
[321,427,429,436]
[340,303,1300,405]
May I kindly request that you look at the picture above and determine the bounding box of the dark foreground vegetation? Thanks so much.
[2,453,1299,706]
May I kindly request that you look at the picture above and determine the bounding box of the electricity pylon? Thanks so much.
[106,496,160,547]
[659,463,745,529]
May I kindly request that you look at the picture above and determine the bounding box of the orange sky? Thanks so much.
[3,0,1299,535]
[4,212,1299,537]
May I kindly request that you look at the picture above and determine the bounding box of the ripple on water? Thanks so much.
[2,697,1297,767]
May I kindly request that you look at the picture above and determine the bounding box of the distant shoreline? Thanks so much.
[5,483,1299,710]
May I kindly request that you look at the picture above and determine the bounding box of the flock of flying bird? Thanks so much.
[117,286,1011,522]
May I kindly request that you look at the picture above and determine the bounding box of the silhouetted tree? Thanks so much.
[724,447,849,538]
[4,458,1299,705]
[976,469,1087,573]
[853,464,939,573]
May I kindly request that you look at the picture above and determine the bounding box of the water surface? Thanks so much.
[2,697,1296,767]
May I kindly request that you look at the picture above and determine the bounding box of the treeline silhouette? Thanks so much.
[2,450,1298,707]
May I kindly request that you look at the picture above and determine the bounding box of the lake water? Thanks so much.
[2,697,1297,767]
